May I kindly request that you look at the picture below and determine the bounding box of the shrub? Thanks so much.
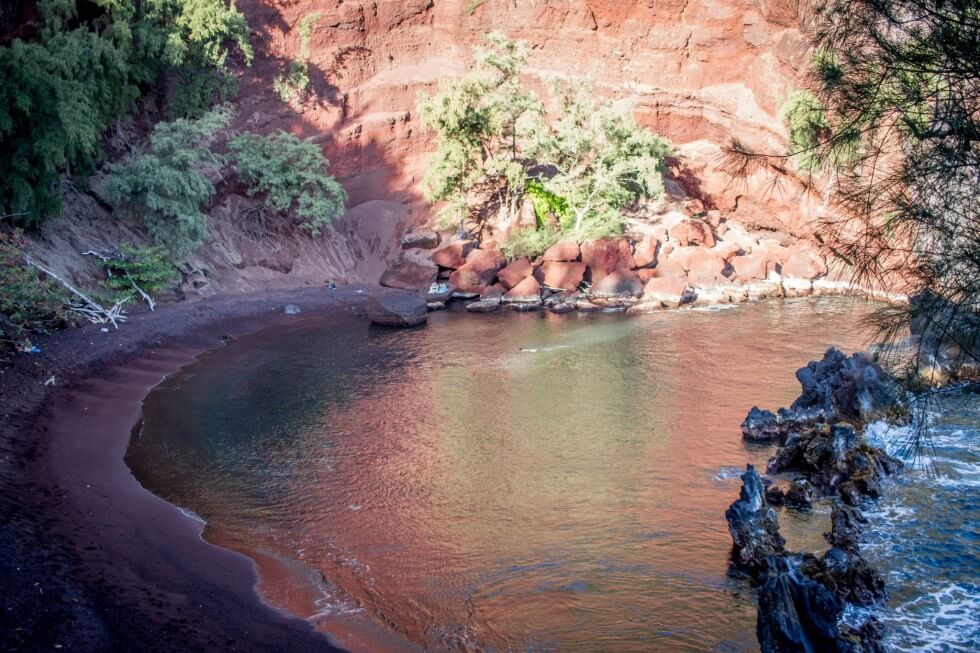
[0,230,69,347]
[0,0,252,225]
[273,59,310,103]
[227,131,347,235]
[99,245,179,303]
[500,226,560,260]
[103,106,231,258]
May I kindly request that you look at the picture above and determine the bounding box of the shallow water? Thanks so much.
[128,298,883,651]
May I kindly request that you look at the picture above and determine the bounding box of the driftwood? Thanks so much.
[82,249,156,311]
[25,256,128,328]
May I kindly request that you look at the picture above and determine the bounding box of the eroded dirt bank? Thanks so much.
[0,286,381,653]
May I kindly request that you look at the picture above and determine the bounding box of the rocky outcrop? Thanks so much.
[401,229,440,250]
[380,249,438,291]
[727,348,906,653]
[366,290,428,327]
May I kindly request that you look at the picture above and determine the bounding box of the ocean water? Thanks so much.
[125,297,976,651]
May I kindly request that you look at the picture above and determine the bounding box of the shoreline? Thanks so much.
[0,285,379,653]
[0,283,901,652]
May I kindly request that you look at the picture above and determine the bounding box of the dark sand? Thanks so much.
[0,285,382,653]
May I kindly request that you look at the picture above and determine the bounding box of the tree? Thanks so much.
[417,32,543,228]
[526,81,671,238]
[0,0,252,225]
[227,131,347,235]
[103,106,231,258]
[725,0,980,379]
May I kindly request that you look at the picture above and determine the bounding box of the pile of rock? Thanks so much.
[380,212,895,315]
[726,349,907,653]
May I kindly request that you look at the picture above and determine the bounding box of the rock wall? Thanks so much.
[237,0,816,231]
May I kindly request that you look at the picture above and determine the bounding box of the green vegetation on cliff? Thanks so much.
[0,0,251,226]
[417,34,671,257]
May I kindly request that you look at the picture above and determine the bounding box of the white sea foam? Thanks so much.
[880,584,980,653]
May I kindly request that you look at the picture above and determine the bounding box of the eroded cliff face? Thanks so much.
[238,0,813,228]
[28,0,820,299]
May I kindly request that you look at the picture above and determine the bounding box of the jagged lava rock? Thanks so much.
[367,290,428,327]
[725,465,785,570]
[790,348,906,424]
[741,407,786,442]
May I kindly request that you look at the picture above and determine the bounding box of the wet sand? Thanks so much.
[0,285,377,653]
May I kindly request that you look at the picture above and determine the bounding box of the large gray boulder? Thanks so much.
[367,290,428,327]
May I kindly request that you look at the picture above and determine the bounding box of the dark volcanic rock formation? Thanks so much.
[725,465,785,570]
[367,290,428,327]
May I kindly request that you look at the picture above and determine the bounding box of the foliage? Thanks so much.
[526,80,671,237]
[0,230,69,346]
[103,106,231,258]
[782,91,831,173]
[274,12,320,103]
[500,225,560,260]
[227,131,347,236]
[417,33,543,227]
[0,0,252,225]
[274,59,310,103]
[726,0,980,377]
[99,244,179,302]
[524,180,570,228]
[417,35,671,245]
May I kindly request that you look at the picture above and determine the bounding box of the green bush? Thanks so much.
[227,131,347,235]
[103,106,231,258]
[273,60,310,103]
[100,245,179,303]
[500,226,560,260]
[0,230,69,347]
[0,0,252,225]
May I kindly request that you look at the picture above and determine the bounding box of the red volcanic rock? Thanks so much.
[380,249,438,291]
[400,228,440,249]
[651,258,688,279]
[731,251,770,282]
[367,290,428,328]
[581,238,635,282]
[432,240,476,269]
[643,277,690,307]
[535,261,587,292]
[448,248,506,293]
[542,240,581,262]
[636,268,659,282]
[480,284,505,300]
[502,275,542,304]
[590,269,644,298]
[632,235,660,269]
[498,257,533,290]
[668,219,716,248]
[781,246,828,280]
[668,247,727,286]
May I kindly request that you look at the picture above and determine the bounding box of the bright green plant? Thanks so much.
[524,180,570,228]
[274,59,311,103]
[0,230,69,346]
[782,91,831,173]
[103,106,231,258]
[227,131,347,236]
[100,244,179,303]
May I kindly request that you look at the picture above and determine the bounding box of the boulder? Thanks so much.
[784,478,814,509]
[589,269,644,298]
[480,284,505,300]
[642,277,690,308]
[741,407,786,442]
[782,246,828,280]
[448,248,507,293]
[367,291,428,327]
[687,253,729,287]
[725,465,786,571]
[668,219,715,247]
[502,275,542,304]
[581,238,635,282]
[650,258,688,279]
[498,257,533,290]
[732,251,770,282]
[432,240,476,269]
[380,249,439,291]
[632,235,660,268]
[542,239,581,262]
[466,299,502,313]
[535,261,587,292]
[400,228,440,249]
